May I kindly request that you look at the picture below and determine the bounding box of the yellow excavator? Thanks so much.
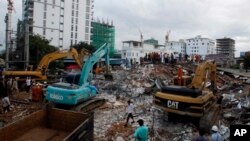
[154,60,220,130]
[3,48,89,81]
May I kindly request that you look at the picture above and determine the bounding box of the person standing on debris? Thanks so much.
[7,78,13,95]
[12,77,19,95]
[211,125,223,141]
[177,66,184,86]
[0,77,7,98]
[1,95,11,113]
[125,100,135,126]
[26,77,31,93]
[134,119,148,141]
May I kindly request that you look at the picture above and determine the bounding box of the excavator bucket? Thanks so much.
[104,73,113,81]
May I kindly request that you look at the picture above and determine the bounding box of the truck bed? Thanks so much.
[0,108,94,141]
[14,126,68,141]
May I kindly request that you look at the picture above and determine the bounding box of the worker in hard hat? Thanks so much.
[211,125,223,141]
[177,65,183,86]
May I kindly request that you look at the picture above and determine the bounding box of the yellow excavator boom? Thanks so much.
[3,48,89,81]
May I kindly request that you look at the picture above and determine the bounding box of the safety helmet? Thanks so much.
[211,125,218,132]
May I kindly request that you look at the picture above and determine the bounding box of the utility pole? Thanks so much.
[24,18,29,68]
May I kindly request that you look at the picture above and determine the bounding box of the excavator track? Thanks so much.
[72,98,106,113]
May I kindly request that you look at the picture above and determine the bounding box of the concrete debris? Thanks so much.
[2,63,250,140]
[246,79,250,84]
[219,125,230,141]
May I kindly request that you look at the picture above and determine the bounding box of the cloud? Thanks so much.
[0,0,249,57]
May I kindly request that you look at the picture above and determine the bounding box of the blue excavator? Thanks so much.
[45,43,112,112]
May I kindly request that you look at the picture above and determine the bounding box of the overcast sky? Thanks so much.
[1,0,250,56]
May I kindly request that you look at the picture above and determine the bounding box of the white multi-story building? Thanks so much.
[23,0,93,49]
[165,39,186,55]
[185,35,216,57]
[121,40,165,63]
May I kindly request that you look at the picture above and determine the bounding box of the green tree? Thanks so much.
[29,34,58,67]
[71,42,96,53]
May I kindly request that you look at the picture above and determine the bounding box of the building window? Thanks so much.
[71,32,73,38]
[43,12,46,19]
[52,13,54,16]
[86,0,90,5]
[86,7,90,12]
[72,18,74,24]
[75,40,77,44]
[75,26,77,31]
[44,4,47,11]
[75,33,77,39]
[72,11,74,16]
[86,14,90,19]
[85,27,89,32]
[52,21,54,24]
[75,18,78,24]
[43,29,46,35]
[76,4,79,10]
[202,43,204,45]
[71,25,73,30]
[76,11,78,17]
[43,20,46,27]
[51,29,53,32]
[86,20,89,26]
[71,40,73,45]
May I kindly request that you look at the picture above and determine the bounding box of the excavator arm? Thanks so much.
[190,60,217,91]
[3,48,88,81]
[35,48,83,72]
[78,43,111,86]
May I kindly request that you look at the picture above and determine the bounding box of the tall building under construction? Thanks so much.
[216,38,235,66]
[91,20,115,56]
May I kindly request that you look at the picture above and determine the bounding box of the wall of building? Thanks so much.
[165,40,186,55]
[24,0,92,49]
[185,35,215,58]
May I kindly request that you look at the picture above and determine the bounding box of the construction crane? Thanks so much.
[5,0,14,69]
[165,30,171,43]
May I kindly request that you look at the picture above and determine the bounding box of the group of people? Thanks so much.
[125,99,224,141]
[0,77,12,113]
[193,125,224,141]
[0,76,34,114]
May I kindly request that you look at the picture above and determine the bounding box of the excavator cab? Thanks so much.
[95,60,113,81]
[154,60,220,130]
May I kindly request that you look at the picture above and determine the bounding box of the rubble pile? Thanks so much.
[0,63,249,141]
[0,92,42,126]
[92,64,250,141]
